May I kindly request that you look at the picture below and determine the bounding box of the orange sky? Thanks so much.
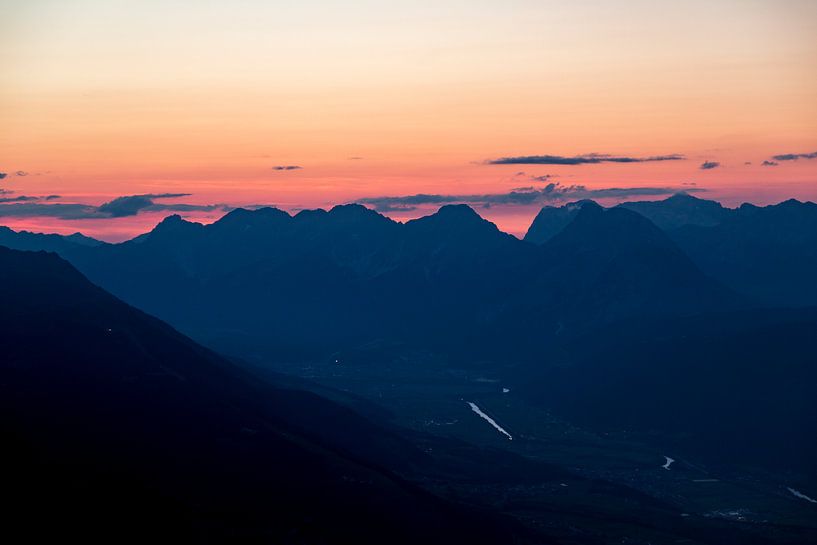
[1,0,816,240]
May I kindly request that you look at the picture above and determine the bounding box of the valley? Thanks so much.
[246,346,817,544]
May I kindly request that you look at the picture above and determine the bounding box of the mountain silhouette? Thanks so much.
[524,193,730,243]
[617,192,731,230]
[0,202,741,361]
[523,199,598,244]
[0,225,103,252]
[486,204,741,356]
[670,199,817,305]
[525,194,817,307]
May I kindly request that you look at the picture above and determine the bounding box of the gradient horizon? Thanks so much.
[1,0,816,241]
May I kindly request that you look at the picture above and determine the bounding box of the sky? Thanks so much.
[1,0,816,240]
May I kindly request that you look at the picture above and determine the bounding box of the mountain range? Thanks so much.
[0,196,767,360]
[3,192,817,542]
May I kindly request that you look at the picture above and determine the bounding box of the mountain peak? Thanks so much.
[151,213,196,232]
[405,204,485,228]
[432,204,483,223]
[666,191,700,201]
[550,205,667,250]
[155,214,186,226]
[438,203,477,214]
[539,204,740,319]
[221,206,290,219]
[567,199,601,211]
[404,204,509,250]
[572,199,605,218]
[147,214,204,242]
[524,200,600,244]
[212,206,291,230]
[64,232,104,247]
[617,193,729,230]
[329,203,370,215]
[407,204,497,232]
[778,198,805,208]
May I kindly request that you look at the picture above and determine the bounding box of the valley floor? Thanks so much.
[247,351,817,545]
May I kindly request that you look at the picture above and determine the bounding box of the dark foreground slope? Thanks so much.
[0,246,529,544]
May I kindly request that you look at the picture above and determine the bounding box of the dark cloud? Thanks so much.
[239,203,279,211]
[272,165,302,171]
[0,172,7,179]
[771,151,817,161]
[15,171,29,177]
[0,193,230,220]
[348,157,364,160]
[371,204,418,213]
[0,203,99,219]
[0,195,40,203]
[0,191,64,204]
[761,160,779,167]
[97,193,191,217]
[357,183,703,212]
[572,186,704,198]
[512,173,559,183]
[531,174,555,182]
[700,161,720,170]
[487,153,685,165]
